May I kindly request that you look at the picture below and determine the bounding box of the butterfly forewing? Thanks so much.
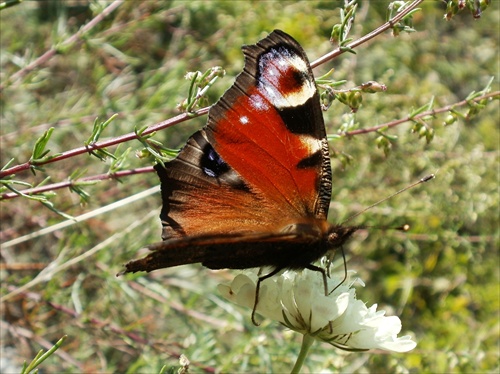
[208,31,332,221]
[161,30,331,240]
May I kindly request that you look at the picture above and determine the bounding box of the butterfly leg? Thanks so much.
[307,256,350,335]
[251,267,282,326]
[321,248,347,334]
[305,264,328,296]
[303,263,336,333]
[328,246,347,295]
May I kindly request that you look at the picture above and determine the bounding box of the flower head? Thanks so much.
[218,267,416,352]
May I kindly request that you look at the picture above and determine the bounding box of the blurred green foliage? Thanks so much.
[1,1,498,372]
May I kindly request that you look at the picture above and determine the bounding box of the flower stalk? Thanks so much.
[291,333,315,374]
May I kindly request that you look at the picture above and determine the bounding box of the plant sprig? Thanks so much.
[0,0,22,11]
[1,0,496,219]
[1,167,154,201]
[0,1,425,181]
[84,114,119,161]
[21,335,68,374]
[178,66,226,113]
[29,128,62,174]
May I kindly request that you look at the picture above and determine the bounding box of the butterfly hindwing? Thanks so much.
[124,227,333,273]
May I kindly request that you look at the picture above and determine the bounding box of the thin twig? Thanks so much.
[344,91,499,136]
[311,0,425,68]
[0,108,208,178]
[0,0,124,91]
[3,90,496,191]
[0,1,423,179]
[1,166,154,200]
[1,0,492,186]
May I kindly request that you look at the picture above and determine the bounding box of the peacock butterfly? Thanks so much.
[123,30,358,320]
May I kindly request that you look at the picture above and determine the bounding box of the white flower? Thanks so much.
[218,267,417,352]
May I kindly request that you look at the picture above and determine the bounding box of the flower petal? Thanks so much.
[218,266,417,353]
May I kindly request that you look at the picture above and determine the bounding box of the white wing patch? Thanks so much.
[257,46,316,109]
[298,134,322,154]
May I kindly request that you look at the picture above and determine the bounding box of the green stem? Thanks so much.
[291,334,315,374]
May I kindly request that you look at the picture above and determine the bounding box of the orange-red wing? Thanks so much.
[157,30,332,240]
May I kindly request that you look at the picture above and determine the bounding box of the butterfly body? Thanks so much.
[124,30,356,278]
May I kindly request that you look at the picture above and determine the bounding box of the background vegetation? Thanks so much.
[1,1,498,372]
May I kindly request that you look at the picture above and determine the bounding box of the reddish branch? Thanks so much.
[0,166,154,200]
[311,0,425,68]
[0,108,208,179]
[344,91,500,136]
[1,90,497,195]
[1,89,497,191]
[0,1,424,179]
[1,0,495,188]
[0,1,124,91]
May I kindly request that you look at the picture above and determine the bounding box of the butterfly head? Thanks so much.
[326,224,359,250]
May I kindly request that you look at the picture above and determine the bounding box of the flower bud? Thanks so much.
[184,71,201,81]
[350,91,362,110]
[443,113,457,126]
[360,81,387,93]
[426,128,435,143]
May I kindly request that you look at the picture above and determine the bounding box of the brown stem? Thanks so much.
[0,108,208,178]
[344,91,499,136]
[0,1,124,91]
[0,0,465,181]
[6,87,495,200]
[311,0,425,68]
[1,166,154,200]
[0,1,425,179]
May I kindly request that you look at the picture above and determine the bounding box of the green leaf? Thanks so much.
[0,0,23,11]
[409,96,435,118]
[108,146,132,174]
[29,127,60,167]
[21,335,67,374]
[84,114,119,161]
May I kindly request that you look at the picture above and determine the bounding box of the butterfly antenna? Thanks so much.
[341,174,435,225]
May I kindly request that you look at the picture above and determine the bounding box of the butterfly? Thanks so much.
[123,30,358,323]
